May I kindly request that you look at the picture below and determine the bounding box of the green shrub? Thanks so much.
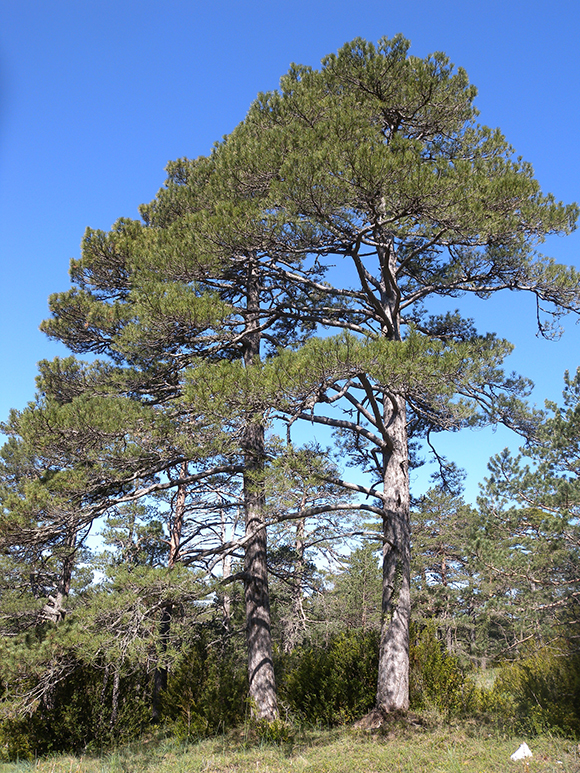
[277,630,379,726]
[409,622,467,715]
[162,635,248,738]
[0,662,151,760]
[0,717,34,762]
[489,645,580,738]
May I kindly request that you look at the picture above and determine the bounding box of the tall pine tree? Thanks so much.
[217,35,580,716]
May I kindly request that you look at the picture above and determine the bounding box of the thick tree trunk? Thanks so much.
[375,236,411,713]
[243,421,278,721]
[376,391,411,712]
[242,256,278,721]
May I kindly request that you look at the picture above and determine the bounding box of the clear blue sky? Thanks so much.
[1,0,579,501]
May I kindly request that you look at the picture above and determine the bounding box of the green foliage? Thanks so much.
[477,447,580,654]
[322,544,382,634]
[0,717,33,763]
[411,491,480,664]
[248,716,294,746]
[409,623,467,715]
[277,623,470,725]
[489,646,580,737]
[277,630,380,726]
[161,635,248,739]
[3,33,580,749]
[0,662,151,761]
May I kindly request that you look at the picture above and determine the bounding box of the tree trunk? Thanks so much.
[243,421,277,721]
[284,516,307,653]
[98,664,110,739]
[376,391,411,712]
[221,508,232,631]
[110,667,120,730]
[375,236,411,713]
[242,256,278,721]
[42,517,77,623]
[152,463,187,724]
[151,605,172,724]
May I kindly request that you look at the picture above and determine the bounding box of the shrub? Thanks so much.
[409,622,467,715]
[490,645,580,737]
[0,717,34,762]
[162,635,248,738]
[0,662,151,760]
[277,629,379,726]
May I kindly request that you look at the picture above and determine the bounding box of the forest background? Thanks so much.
[1,0,580,762]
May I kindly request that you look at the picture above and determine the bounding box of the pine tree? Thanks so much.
[328,543,383,634]
[217,35,580,715]
[411,489,479,660]
[26,151,334,720]
[264,444,364,651]
[476,371,580,653]
[4,35,579,726]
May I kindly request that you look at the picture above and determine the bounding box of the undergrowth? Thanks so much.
[1,719,579,773]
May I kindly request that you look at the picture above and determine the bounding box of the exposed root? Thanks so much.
[353,708,427,733]
[353,707,390,730]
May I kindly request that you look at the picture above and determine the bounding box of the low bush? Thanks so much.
[278,630,379,726]
[409,622,468,715]
[0,662,151,761]
[161,634,248,738]
[489,645,580,737]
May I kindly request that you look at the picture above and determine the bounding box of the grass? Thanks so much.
[1,718,579,773]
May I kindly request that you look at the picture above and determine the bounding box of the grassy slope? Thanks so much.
[3,722,579,773]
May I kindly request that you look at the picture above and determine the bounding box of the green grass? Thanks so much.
[2,718,579,773]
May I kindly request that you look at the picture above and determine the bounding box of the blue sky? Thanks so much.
[1,0,579,502]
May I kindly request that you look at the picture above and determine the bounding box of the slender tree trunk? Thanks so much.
[446,622,453,652]
[151,606,172,724]
[167,465,187,571]
[242,256,278,721]
[284,516,307,653]
[98,664,110,739]
[220,504,237,632]
[42,516,77,623]
[110,668,120,730]
[152,463,187,724]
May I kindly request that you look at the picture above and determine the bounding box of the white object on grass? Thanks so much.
[511,743,533,761]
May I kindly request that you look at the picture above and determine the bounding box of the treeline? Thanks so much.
[1,423,579,759]
[1,35,580,758]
